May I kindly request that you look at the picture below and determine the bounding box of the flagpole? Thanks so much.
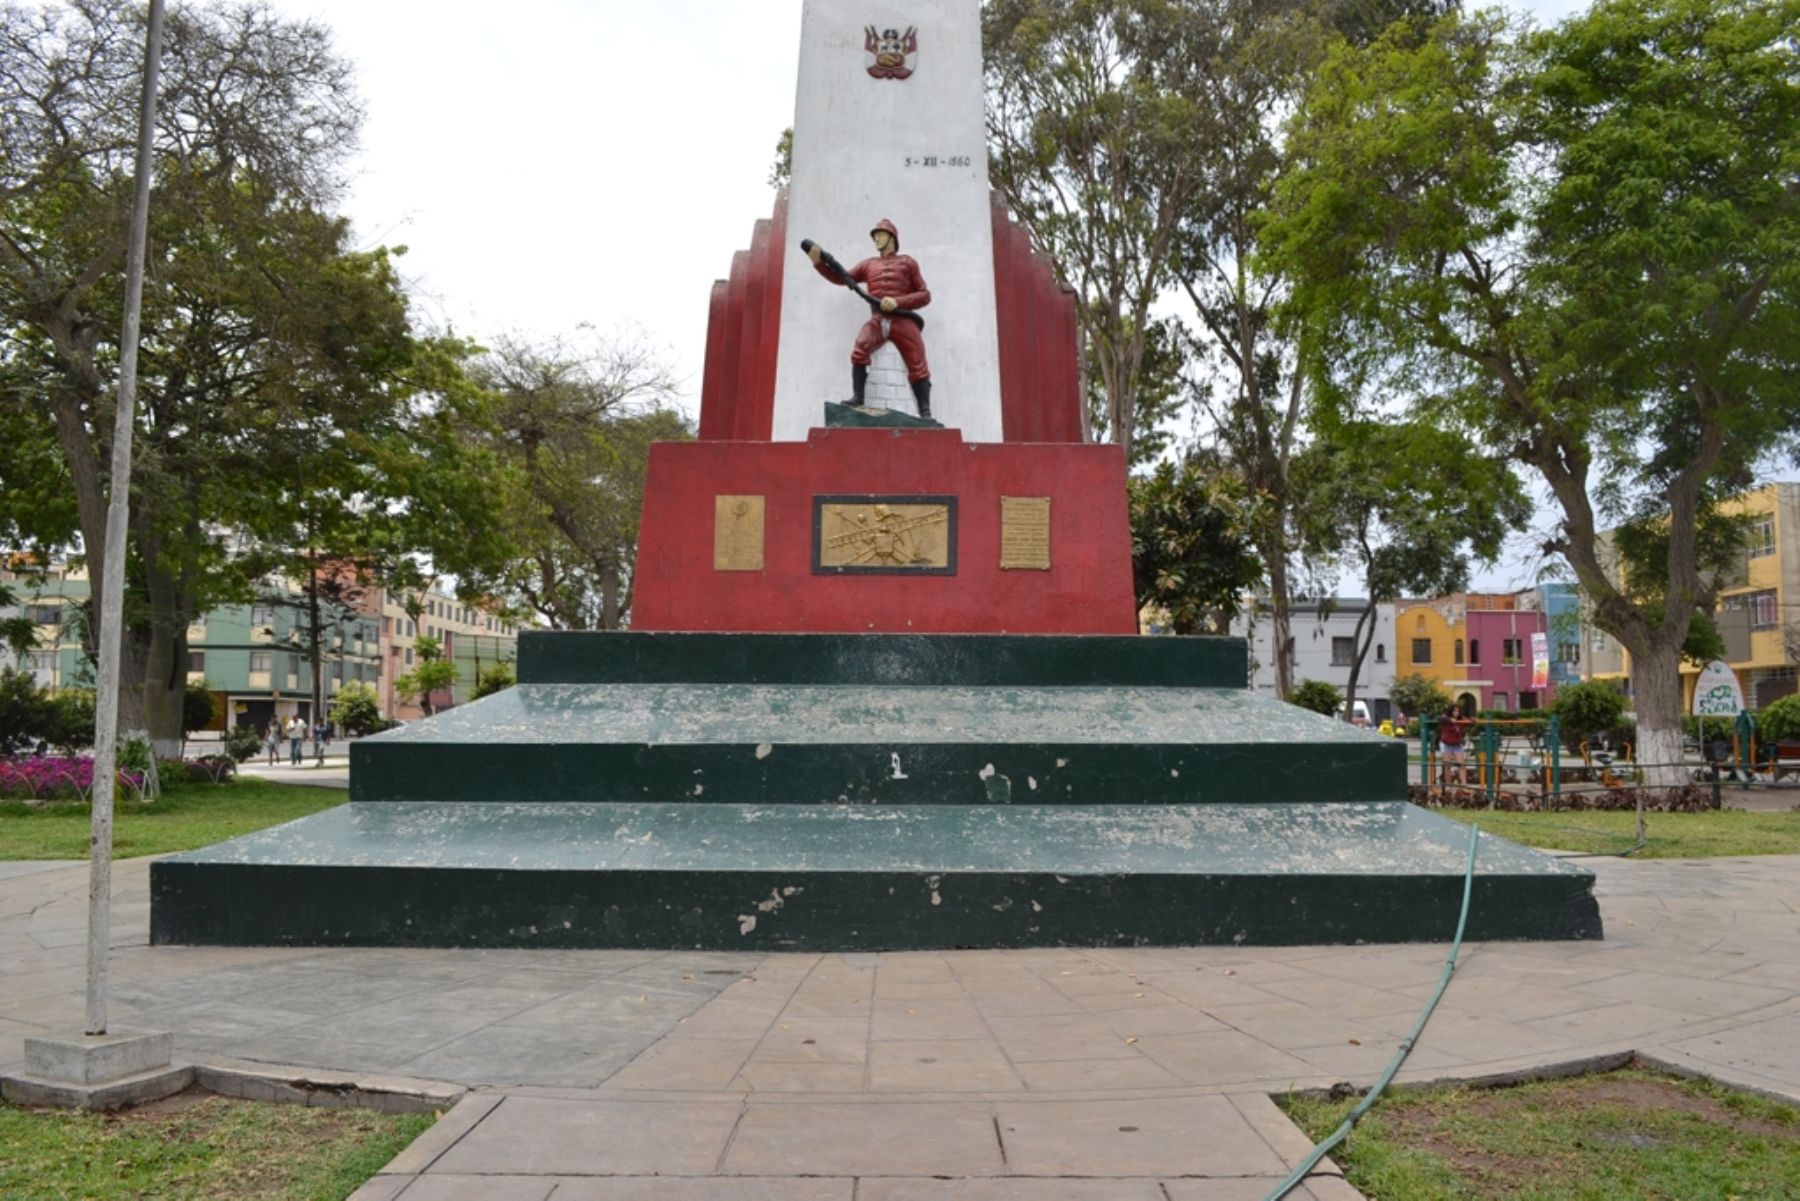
[87,0,167,1037]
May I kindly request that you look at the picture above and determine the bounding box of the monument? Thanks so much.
[150,0,1600,950]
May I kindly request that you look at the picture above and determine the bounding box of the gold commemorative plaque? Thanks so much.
[813,495,956,575]
[714,495,765,571]
[1000,496,1052,570]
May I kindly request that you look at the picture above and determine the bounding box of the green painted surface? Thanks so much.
[516,631,1249,687]
[823,401,943,429]
[349,683,1402,805]
[150,801,1602,949]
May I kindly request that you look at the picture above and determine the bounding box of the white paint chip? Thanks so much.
[755,743,773,759]
[738,915,758,935]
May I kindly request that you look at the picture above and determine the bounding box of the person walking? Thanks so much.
[265,718,281,766]
[287,715,304,766]
[1439,711,1471,787]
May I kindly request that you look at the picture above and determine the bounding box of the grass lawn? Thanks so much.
[0,778,345,860]
[1434,807,1800,858]
[1281,1067,1800,1200]
[0,1091,431,1201]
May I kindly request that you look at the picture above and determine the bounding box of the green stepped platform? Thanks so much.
[150,802,1602,949]
[150,632,1602,949]
[348,684,1401,806]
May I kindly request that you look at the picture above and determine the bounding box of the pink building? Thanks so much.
[1464,606,1553,712]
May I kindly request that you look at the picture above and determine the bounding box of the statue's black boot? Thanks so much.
[845,364,868,407]
[911,378,933,420]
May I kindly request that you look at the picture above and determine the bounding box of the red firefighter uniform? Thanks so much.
[814,219,932,383]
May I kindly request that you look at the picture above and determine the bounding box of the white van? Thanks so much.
[1336,700,1371,727]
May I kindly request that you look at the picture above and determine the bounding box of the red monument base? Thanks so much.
[631,428,1136,634]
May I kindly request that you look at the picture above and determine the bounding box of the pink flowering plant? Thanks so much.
[0,755,147,803]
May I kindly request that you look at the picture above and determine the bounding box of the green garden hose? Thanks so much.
[1263,822,1481,1201]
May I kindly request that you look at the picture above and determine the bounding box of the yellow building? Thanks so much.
[1585,483,1800,710]
[1396,593,1533,714]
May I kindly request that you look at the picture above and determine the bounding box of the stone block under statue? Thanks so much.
[631,427,1137,634]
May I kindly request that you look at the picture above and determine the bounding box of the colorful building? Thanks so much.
[1,562,521,729]
[1396,592,1558,714]
[1586,483,1800,710]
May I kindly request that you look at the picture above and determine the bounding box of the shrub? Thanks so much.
[0,669,54,754]
[1552,681,1628,751]
[44,690,95,753]
[1757,694,1800,744]
[329,680,385,737]
[1290,679,1343,716]
[1389,673,1455,719]
[223,724,264,763]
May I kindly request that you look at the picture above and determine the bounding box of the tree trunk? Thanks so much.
[1344,601,1377,724]
[600,561,620,630]
[1268,554,1293,700]
[1630,637,1687,790]
[307,550,324,728]
[139,625,185,759]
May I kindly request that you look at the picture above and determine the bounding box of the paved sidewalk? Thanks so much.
[1,854,1796,1198]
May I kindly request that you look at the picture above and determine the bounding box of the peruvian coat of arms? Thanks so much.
[865,25,917,80]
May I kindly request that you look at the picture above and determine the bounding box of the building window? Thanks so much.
[1503,638,1523,665]
[1749,514,1775,558]
[28,604,60,626]
[187,651,205,673]
[249,651,272,673]
[1469,639,1481,664]
[1375,643,1386,663]
[1331,637,1354,666]
[382,616,391,633]
[251,604,276,626]
[1454,639,1464,666]
[407,620,416,636]
[1751,590,1779,630]
[1557,641,1580,663]
[1411,638,1432,665]
[405,648,414,665]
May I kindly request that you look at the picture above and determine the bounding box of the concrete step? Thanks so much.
[349,683,1403,806]
[150,800,1601,951]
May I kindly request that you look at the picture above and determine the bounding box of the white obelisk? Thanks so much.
[771,0,1004,443]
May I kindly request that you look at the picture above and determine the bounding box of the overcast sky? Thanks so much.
[268,0,1596,594]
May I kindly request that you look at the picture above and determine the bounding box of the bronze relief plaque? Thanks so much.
[1000,496,1052,570]
[813,495,957,575]
[714,495,766,571]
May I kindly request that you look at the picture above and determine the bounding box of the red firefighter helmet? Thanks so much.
[870,218,900,249]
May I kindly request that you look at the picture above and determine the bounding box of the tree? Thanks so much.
[462,333,690,630]
[328,679,383,737]
[1264,0,1800,783]
[1290,420,1530,726]
[394,634,457,717]
[1551,681,1628,752]
[2,2,508,752]
[1290,678,1342,716]
[182,678,217,737]
[1389,672,1454,719]
[1129,456,1263,633]
[471,661,515,700]
[1,1,360,747]
[0,668,53,754]
[984,0,1218,459]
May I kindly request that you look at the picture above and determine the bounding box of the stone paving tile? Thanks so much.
[868,1040,1023,1092]
[399,1028,652,1087]
[860,1181,1165,1199]
[429,1096,744,1175]
[1088,1002,1224,1038]
[1135,970,1290,1009]
[1012,1056,1184,1092]
[1161,1182,1323,1200]
[734,1061,868,1093]
[1570,969,1794,1017]
[995,1094,1286,1177]
[1206,1001,1397,1051]
[985,1013,1142,1062]
[1523,1000,1706,1044]
[1662,1010,1800,1084]
[871,998,993,1042]
[605,1037,761,1091]
[546,1179,852,1200]
[383,1177,554,1201]
[753,1016,870,1064]
[725,1100,1004,1176]
[1130,1029,1317,1087]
